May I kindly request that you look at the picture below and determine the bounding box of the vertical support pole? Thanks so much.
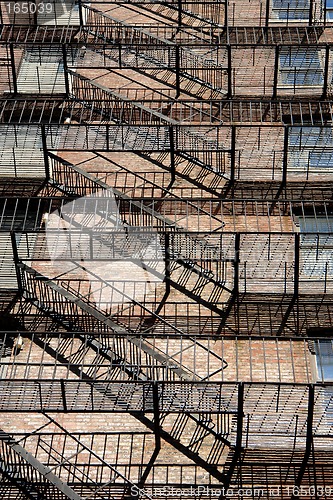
[225,381,245,485]
[282,125,289,186]
[230,124,236,185]
[41,124,50,181]
[177,0,182,27]
[77,0,84,26]
[294,232,300,298]
[305,384,314,454]
[265,0,270,27]
[292,385,315,498]
[153,382,161,451]
[90,383,94,411]
[155,232,171,316]
[236,382,244,455]
[309,0,314,25]
[164,232,171,296]
[175,45,180,98]
[62,44,70,97]
[224,0,228,27]
[277,230,300,335]
[227,44,232,99]
[234,232,241,332]
[272,45,279,99]
[118,43,122,69]
[234,233,240,296]
[322,45,330,99]
[106,123,110,151]
[9,43,17,95]
[169,126,176,183]
[294,232,300,334]
[324,0,327,27]
[138,382,161,491]
[10,231,23,294]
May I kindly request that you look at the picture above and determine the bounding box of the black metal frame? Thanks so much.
[2,33,333,99]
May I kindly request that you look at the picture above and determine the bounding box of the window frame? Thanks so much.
[313,339,333,382]
[279,46,324,88]
[288,125,333,172]
[271,0,311,21]
[297,215,333,278]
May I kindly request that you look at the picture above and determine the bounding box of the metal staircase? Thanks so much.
[13,263,236,484]
[0,428,83,500]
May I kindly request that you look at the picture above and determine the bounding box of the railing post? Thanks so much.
[9,43,17,95]
[62,44,70,97]
[322,44,330,99]
[41,124,50,181]
[272,45,279,99]
[169,125,176,183]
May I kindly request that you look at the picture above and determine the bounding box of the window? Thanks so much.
[299,215,333,237]
[327,0,333,21]
[272,0,310,20]
[299,216,333,277]
[279,47,324,86]
[315,339,333,381]
[311,338,333,427]
[288,126,333,171]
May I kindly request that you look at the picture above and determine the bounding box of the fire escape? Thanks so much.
[0,0,333,498]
